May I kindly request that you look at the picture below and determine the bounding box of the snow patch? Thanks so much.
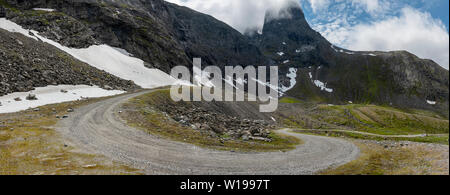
[362,53,377,56]
[280,68,297,93]
[0,18,179,89]
[283,60,290,64]
[331,45,340,52]
[277,52,285,56]
[32,8,55,12]
[313,80,334,93]
[0,85,124,114]
[295,45,316,53]
[0,18,38,40]
[331,45,356,55]
[426,100,437,105]
[309,70,333,93]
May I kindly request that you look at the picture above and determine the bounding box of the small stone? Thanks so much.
[67,108,74,112]
[26,94,38,101]
[104,85,114,90]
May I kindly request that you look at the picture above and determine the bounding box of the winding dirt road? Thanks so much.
[55,90,360,175]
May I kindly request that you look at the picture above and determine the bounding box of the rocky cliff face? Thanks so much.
[1,0,448,115]
[2,0,267,72]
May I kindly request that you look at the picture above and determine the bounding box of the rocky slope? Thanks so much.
[0,28,136,96]
[1,0,448,116]
[149,90,276,141]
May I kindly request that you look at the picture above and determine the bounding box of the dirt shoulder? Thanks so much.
[0,94,141,175]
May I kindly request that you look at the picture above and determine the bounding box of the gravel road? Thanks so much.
[55,90,360,175]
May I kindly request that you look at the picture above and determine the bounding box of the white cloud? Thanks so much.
[165,0,300,33]
[351,0,380,13]
[344,8,449,69]
[309,1,449,69]
[308,0,330,13]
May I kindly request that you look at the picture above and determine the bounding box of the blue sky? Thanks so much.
[299,0,449,69]
[167,0,449,69]
[301,0,449,32]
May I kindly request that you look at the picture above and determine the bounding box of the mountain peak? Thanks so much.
[264,5,305,24]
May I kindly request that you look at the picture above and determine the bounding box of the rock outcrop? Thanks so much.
[152,95,276,141]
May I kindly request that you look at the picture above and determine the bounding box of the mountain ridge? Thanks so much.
[0,0,448,116]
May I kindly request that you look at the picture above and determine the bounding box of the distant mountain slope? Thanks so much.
[250,6,449,116]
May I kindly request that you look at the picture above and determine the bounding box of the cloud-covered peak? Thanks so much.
[165,0,300,34]
[165,0,449,69]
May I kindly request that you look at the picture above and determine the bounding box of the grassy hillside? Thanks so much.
[277,99,449,140]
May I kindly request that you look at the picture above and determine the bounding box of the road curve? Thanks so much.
[55,90,360,175]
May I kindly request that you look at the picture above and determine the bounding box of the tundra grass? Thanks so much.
[285,103,449,136]
[279,97,303,104]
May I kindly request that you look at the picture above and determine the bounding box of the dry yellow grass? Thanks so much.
[0,97,141,175]
[321,140,449,175]
[351,109,375,123]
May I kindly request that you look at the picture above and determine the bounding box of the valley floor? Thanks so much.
[0,90,448,175]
